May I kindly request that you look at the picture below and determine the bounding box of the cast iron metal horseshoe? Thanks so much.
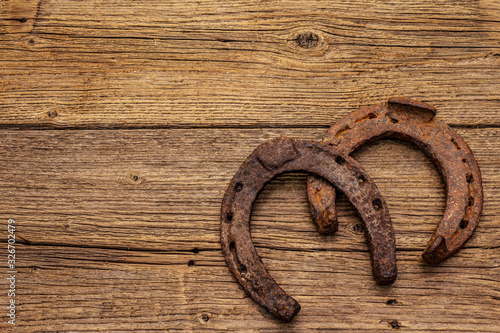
[306,97,483,265]
[221,138,397,322]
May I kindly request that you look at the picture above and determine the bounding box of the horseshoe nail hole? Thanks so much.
[226,212,233,222]
[372,198,383,210]
[386,299,399,306]
[187,260,195,267]
[336,125,350,137]
[385,113,398,123]
[460,219,469,229]
[234,182,243,192]
[462,158,468,163]
[353,223,365,233]
[201,313,210,323]
[191,247,199,254]
[229,241,247,276]
[335,156,346,165]
[388,320,402,330]
[356,113,377,123]
[358,175,366,184]
[450,138,461,150]
[468,197,474,207]
[466,173,473,183]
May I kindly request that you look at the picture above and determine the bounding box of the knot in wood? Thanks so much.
[48,110,58,118]
[295,32,319,48]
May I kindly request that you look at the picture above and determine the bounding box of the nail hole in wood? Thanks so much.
[386,299,398,306]
[389,320,401,330]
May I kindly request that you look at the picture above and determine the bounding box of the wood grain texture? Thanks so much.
[0,0,499,128]
[0,127,499,332]
[0,0,499,331]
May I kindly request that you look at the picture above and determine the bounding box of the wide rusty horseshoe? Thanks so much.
[306,97,483,265]
[221,138,397,322]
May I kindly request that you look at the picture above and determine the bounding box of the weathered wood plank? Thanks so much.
[0,127,498,331]
[3,244,499,331]
[1,0,499,331]
[0,127,498,252]
[1,0,499,128]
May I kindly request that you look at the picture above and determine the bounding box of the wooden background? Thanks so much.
[1,0,499,331]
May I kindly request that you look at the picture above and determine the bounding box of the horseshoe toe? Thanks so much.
[388,96,437,122]
[221,138,397,321]
[306,97,483,265]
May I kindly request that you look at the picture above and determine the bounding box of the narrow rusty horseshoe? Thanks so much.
[306,97,483,265]
[221,138,397,322]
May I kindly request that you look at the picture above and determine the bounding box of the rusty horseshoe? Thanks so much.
[306,97,483,265]
[221,138,397,322]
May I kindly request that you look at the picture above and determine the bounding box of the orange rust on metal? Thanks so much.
[306,97,483,265]
[220,138,397,322]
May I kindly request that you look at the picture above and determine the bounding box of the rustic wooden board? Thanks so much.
[1,0,499,128]
[0,127,498,332]
[0,0,499,331]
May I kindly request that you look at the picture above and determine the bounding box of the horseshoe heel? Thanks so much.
[221,138,397,322]
[306,97,483,265]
